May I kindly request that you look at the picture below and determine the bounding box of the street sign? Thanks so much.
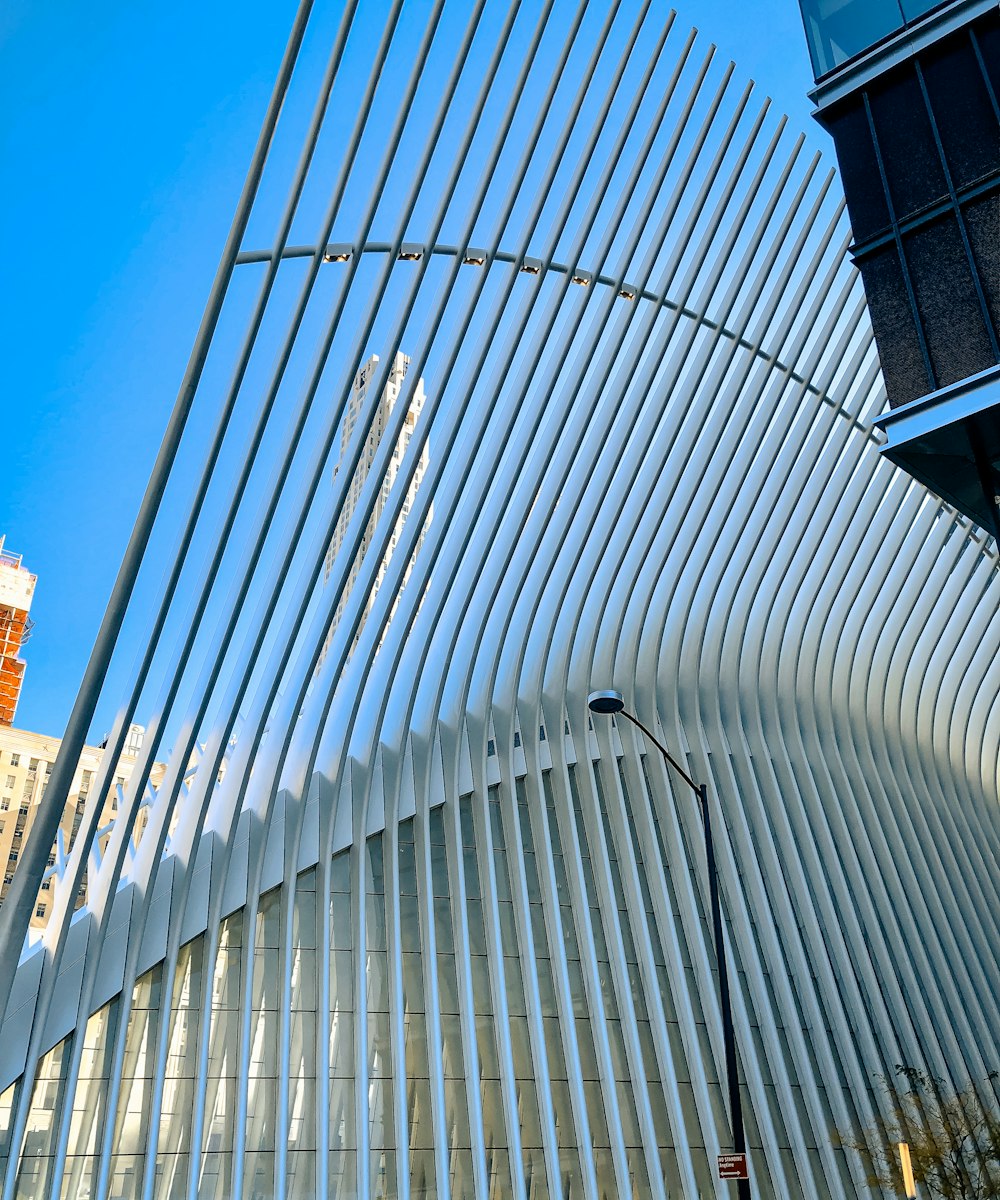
[718,1153,749,1180]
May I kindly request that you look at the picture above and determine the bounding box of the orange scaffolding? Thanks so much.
[0,538,36,726]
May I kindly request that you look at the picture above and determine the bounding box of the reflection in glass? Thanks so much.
[63,1002,119,1199]
[799,0,905,75]
[14,1039,70,1199]
[246,890,280,1198]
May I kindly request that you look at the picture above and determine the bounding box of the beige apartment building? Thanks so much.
[0,723,166,931]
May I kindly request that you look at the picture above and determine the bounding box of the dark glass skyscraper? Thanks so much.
[799,0,1000,533]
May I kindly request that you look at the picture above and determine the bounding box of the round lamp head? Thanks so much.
[588,689,625,715]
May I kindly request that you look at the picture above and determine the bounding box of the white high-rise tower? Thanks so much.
[322,351,429,657]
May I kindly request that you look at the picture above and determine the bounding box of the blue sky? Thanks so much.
[0,0,827,741]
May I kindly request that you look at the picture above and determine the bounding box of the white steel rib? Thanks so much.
[0,3,998,1198]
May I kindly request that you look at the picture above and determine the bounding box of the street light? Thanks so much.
[898,1142,917,1198]
[588,689,751,1198]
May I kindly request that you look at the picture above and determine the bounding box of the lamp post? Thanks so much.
[587,690,751,1199]
[898,1142,917,1198]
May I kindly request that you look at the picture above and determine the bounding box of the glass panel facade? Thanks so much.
[459,796,512,1199]
[366,836,394,1182]
[158,936,205,1195]
[62,1000,119,1199]
[486,784,548,1197]
[541,773,612,1167]
[199,912,243,1200]
[399,817,431,1191]
[111,964,163,1199]
[14,1039,70,1199]
[290,870,317,1171]
[329,845,355,1197]
[799,0,948,75]
[0,766,871,1196]
[515,779,585,1197]
[0,1084,16,1182]
[800,0,905,75]
[246,890,279,1199]
[427,807,472,1193]
[899,0,945,21]
[568,766,650,1197]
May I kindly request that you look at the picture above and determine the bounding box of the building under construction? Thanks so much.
[0,538,35,727]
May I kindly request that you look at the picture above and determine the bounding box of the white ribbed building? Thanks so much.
[0,4,997,1199]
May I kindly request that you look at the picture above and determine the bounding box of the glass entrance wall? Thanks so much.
[0,769,820,1199]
